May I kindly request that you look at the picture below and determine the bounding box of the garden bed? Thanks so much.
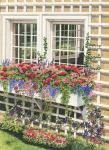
[0,128,106,150]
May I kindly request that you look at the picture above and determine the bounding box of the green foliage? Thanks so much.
[37,37,47,62]
[0,113,24,133]
[60,83,70,104]
[66,136,105,150]
[84,33,101,70]
[2,81,9,92]
[0,130,46,150]
[0,115,106,150]
[23,134,106,150]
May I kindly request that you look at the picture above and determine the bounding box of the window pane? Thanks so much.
[15,48,18,58]
[27,24,31,35]
[61,38,68,49]
[33,24,37,35]
[52,51,59,64]
[26,36,31,47]
[69,38,76,49]
[19,36,24,46]
[32,36,37,47]
[12,23,37,63]
[61,24,68,36]
[80,38,84,51]
[56,24,60,36]
[13,35,18,46]
[52,23,84,65]
[68,52,75,64]
[69,25,76,37]
[32,48,36,59]
[15,23,18,34]
[52,37,60,49]
[25,48,31,59]
[20,24,25,34]
[60,51,67,64]
[19,48,24,59]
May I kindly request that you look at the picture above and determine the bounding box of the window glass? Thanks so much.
[52,24,84,66]
[12,23,37,63]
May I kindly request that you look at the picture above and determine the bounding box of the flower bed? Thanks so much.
[0,63,96,106]
[23,127,67,149]
[0,111,105,150]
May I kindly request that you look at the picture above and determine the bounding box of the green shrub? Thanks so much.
[0,113,24,133]
[66,136,105,150]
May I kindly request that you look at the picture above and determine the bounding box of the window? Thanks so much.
[3,15,88,65]
[12,23,37,63]
[52,23,84,66]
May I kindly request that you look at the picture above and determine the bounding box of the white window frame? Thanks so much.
[2,14,88,64]
[12,22,37,63]
[51,23,84,65]
[42,15,89,63]
[2,15,40,62]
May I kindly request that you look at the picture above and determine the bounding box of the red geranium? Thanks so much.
[58,71,67,75]
[54,80,61,86]
[2,66,8,71]
[51,74,57,79]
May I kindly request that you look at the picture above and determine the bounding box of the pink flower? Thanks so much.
[79,67,85,72]
[71,73,77,78]
[58,71,67,75]
[63,77,69,83]
[89,92,96,97]
[95,83,102,90]
[54,80,61,86]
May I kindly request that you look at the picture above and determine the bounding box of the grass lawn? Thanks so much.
[0,130,47,150]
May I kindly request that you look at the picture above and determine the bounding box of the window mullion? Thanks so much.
[59,24,61,65]
[75,25,78,66]
[31,24,33,63]
[18,23,20,63]
[67,24,70,65]
[24,24,26,63]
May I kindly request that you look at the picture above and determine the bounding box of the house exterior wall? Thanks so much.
[0,16,3,59]
[0,0,109,138]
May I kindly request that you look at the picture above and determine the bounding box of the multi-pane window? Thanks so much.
[52,24,84,66]
[12,23,37,63]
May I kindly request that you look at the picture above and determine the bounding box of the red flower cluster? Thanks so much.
[54,80,61,86]
[89,137,100,144]
[0,63,96,101]
[26,128,37,138]
[24,127,67,147]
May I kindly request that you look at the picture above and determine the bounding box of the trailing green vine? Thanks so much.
[36,37,47,63]
[84,33,101,70]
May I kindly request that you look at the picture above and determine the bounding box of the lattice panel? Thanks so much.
[0,0,109,138]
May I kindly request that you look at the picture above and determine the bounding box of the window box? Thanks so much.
[0,81,83,107]
[55,93,83,107]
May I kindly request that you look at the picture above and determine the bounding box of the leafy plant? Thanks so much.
[66,136,105,150]
[23,127,68,149]
[81,106,105,144]
[84,33,101,70]
[37,37,48,63]
[0,113,24,133]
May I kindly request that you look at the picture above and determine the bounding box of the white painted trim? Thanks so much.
[2,15,39,60]
[95,80,109,86]
[94,91,109,97]
[1,12,109,16]
[1,2,109,6]
[43,15,88,62]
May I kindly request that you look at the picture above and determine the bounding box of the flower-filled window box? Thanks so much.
[0,63,95,107]
[55,93,83,107]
